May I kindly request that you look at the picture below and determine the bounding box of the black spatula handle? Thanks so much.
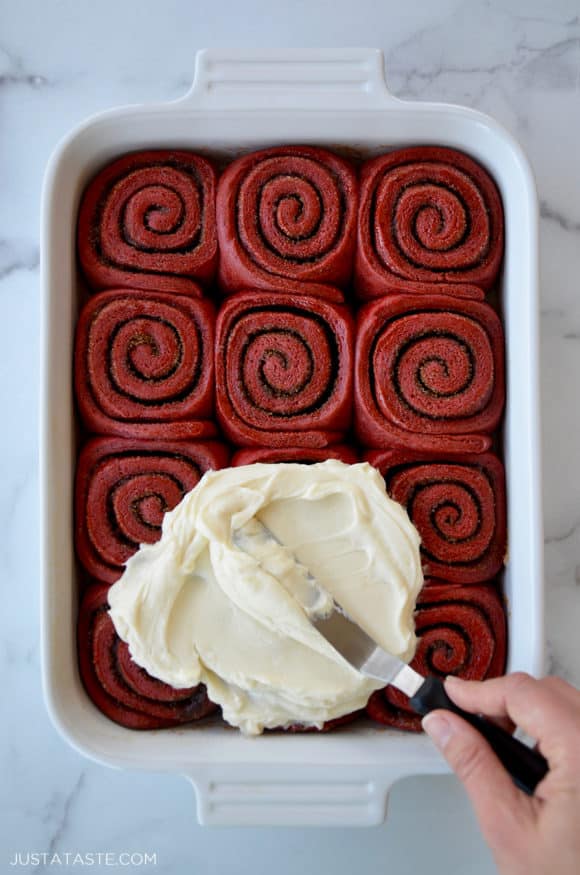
[409,676,549,796]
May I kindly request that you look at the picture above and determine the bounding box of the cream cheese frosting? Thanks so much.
[108,460,423,735]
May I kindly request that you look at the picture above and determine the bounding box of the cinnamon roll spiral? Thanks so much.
[217,146,357,300]
[75,289,216,439]
[356,147,503,299]
[216,292,354,447]
[78,150,217,294]
[366,449,507,583]
[355,294,504,453]
[75,438,229,583]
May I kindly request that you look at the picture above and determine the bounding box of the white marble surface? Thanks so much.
[1,0,579,871]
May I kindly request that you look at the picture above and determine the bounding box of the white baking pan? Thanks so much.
[40,48,544,827]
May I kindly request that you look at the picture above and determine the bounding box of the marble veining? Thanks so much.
[42,772,86,865]
[0,0,579,871]
[539,199,580,234]
[0,241,40,282]
[0,44,49,89]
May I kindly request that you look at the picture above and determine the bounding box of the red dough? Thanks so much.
[366,581,506,731]
[78,584,217,729]
[78,150,217,294]
[71,143,510,736]
[216,146,357,301]
[232,445,358,465]
[355,294,504,453]
[356,147,504,299]
[216,291,354,447]
[367,450,507,583]
[75,289,216,440]
[75,437,229,583]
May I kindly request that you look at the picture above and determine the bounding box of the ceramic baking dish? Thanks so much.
[40,48,544,827]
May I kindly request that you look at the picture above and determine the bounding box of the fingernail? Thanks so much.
[422,712,455,750]
[444,675,461,689]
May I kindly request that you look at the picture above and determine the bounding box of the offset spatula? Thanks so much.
[314,607,549,796]
[235,519,548,796]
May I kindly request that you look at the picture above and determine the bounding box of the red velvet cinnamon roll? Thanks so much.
[75,438,229,583]
[78,584,216,729]
[356,147,503,299]
[366,581,507,731]
[366,450,507,583]
[78,150,217,294]
[216,292,354,447]
[75,290,216,440]
[355,294,504,453]
[232,445,358,465]
[216,146,357,300]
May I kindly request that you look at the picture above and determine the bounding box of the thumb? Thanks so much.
[423,710,535,846]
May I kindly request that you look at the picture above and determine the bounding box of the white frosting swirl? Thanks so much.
[108,461,423,735]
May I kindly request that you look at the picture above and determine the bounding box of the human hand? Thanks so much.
[422,673,580,875]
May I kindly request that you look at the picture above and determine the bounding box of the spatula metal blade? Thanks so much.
[313,608,424,698]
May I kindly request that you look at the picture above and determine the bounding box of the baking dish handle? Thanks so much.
[180,48,400,111]
[186,765,405,827]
